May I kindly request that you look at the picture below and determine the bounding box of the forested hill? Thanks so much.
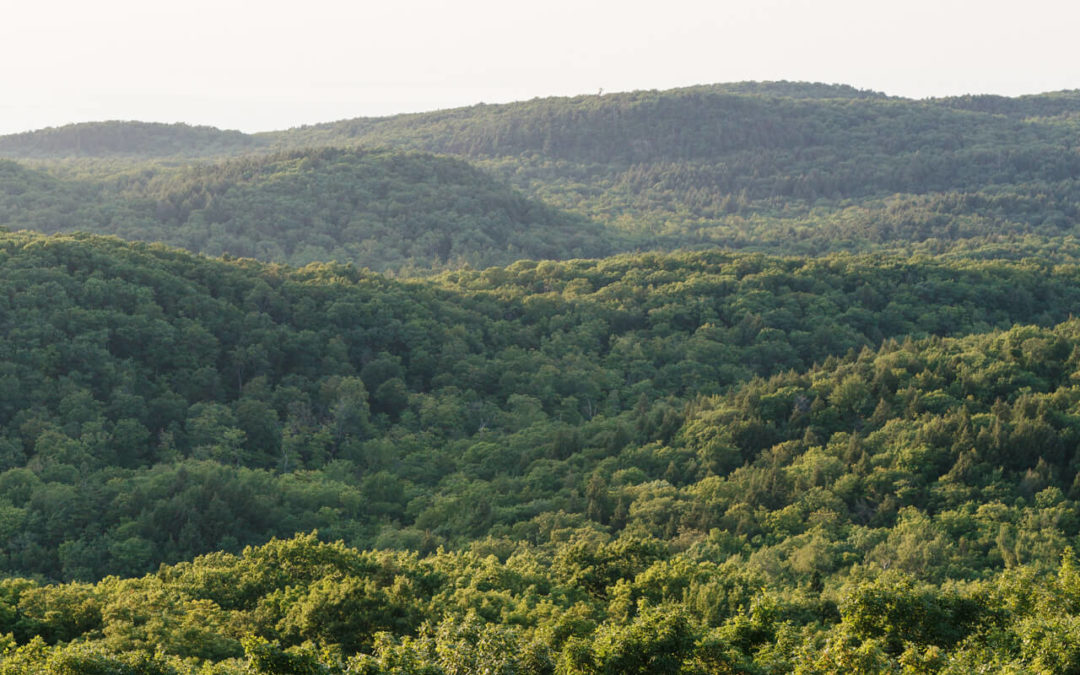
[5,233,1080,670]
[0,121,266,159]
[275,83,1080,169]
[10,83,1080,672]
[935,89,1080,116]
[5,83,1080,263]
[1,232,1080,581]
[0,148,612,271]
[272,84,1080,253]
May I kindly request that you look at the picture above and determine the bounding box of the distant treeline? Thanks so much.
[3,84,1080,269]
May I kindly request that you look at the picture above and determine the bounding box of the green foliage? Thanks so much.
[840,576,991,653]
[1,530,1076,673]
[8,86,1080,269]
[0,121,261,158]
[0,149,612,273]
[589,605,695,674]
[260,84,1080,259]
[4,84,1080,670]
[2,233,1079,581]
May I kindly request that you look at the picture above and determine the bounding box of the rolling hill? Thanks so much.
[0,121,265,159]
[0,231,1077,581]
[0,232,1078,670]
[4,83,1080,671]
[0,148,613,272]
[4,83,1080,266]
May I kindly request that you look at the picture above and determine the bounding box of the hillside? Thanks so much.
[2,233,1080,669]
[5,85,1080,671]
[267,84,1080,253]
[4,84,1080,265]
[0,232,1078,581]
[280,84,1077,166]
[0,148,613,271]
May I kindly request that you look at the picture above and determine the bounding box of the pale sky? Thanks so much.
[2,0,1078,136]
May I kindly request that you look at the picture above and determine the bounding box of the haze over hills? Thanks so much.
[280,83,1080,254]
[0,121,266,159]
[3,82,1080,269]
[0,148,613,272]
[6,83,1080,671]
[0,82,891,159]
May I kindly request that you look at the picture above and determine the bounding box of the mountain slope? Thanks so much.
[8,83,1080,672]
[272,83,1080,187]
[2,233,1080,580]
[0,148,614,271]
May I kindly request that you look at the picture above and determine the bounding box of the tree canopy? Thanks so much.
[3,83,1080,671]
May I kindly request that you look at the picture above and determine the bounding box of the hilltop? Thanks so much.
[267,83,1080,255]
[0,121,265,159]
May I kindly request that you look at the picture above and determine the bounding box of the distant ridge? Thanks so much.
[0,147,613,271]
[0,120,266,158]
[3,81,1080,264]
[0,81,890,160]
[654,80,889,99]
[933,90,1080,116]
[262,81,1080,168]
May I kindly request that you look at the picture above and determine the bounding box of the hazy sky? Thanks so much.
[2,0,1078,135]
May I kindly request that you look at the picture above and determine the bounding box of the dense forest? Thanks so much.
[0,122,264,159]
[0,232,1075,670]
[5,83,1080,270]
[2,83,1080,671]
[242,83,1080,255]
[0,149,612,272]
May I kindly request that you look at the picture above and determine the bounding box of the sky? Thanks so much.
[2,0,1078,136]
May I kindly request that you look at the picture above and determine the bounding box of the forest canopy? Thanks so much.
[4,84,1080,270]
[2,83,1080,672]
